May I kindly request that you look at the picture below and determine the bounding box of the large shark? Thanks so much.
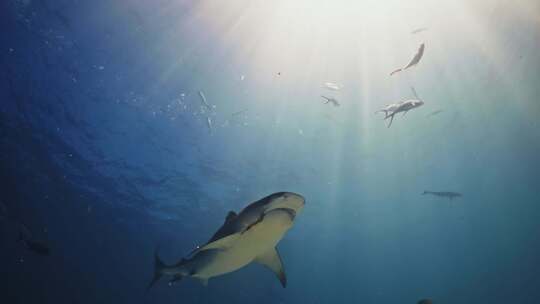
[148,192,305,289]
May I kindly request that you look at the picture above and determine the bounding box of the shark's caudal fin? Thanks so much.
[255,247,287,288]
[147,248,166,290]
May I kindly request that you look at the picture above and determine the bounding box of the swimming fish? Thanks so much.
[390,43,425,76]
[411,27,428,34]
[231,109,248,116]
[417,299,433,304]
[148,192,305,289]
[422,191,462,200]
[321,96,340,107]
[376,87,424,128]
[18,226,50,256]
[324,82,343,91]
[198,90,212,111]
[206,117,212,133]
[427,110,444,117]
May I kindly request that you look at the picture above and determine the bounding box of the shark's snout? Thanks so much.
[279,192,305,214]
[264,192,305,215]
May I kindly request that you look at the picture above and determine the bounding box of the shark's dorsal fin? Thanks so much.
[255,247,287,288]
[225,211,237,222]
[196,233,240,253]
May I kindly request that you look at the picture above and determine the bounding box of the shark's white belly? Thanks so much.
[194,210,294,279]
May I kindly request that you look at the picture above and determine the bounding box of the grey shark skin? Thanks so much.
[148,192,305,289]
[422,191,462,200]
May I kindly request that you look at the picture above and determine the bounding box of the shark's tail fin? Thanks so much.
[147,248,166,291]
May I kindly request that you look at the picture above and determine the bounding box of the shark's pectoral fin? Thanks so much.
[198,278,209,287]
[255,247,287,288]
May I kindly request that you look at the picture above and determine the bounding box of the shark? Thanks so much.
[148,192,305,289]
[422,191,462,200]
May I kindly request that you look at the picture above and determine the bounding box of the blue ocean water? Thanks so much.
[1,0,539,303]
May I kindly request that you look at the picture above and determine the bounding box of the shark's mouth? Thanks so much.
[268,207,297,221]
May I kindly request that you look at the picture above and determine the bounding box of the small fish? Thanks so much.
[206,117,212,132]
[427,110,444,117]
[231,109,248,116]
[18,231,50,256]
[422,191,462,200]
[198,91,212,110]
[321,96,340,107]
[411,27,428,34]
[376,87,424,128]
[324,82,342,91]
[390,43,425,76]
[417,299,433,304]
